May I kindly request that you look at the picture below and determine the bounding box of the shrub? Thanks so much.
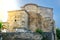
[36,28,48,40]
[36,28,43,34]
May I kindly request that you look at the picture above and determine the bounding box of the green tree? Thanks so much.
[56,28,60,40]
[0,22,3,32]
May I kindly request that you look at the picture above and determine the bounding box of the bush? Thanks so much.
[36,29,48,40]
[36,28,43,34]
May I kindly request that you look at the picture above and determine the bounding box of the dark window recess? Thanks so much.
[15,19,16,22]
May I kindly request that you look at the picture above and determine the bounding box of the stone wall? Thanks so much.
[0,32,42,40]
[0,32,55,40]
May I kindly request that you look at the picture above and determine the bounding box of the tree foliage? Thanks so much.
[0,22,3,29]
[56,28,60,39]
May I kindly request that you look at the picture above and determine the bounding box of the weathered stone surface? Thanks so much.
[0,32,42,40]
[2,3,54,32]
[22,4,53,32]
[7,10,28,32]
[0,32,55,40]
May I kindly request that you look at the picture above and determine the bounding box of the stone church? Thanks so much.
[2,3,55,33]
[1,3,57,40]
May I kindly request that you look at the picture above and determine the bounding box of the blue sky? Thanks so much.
[16,0,60,28]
